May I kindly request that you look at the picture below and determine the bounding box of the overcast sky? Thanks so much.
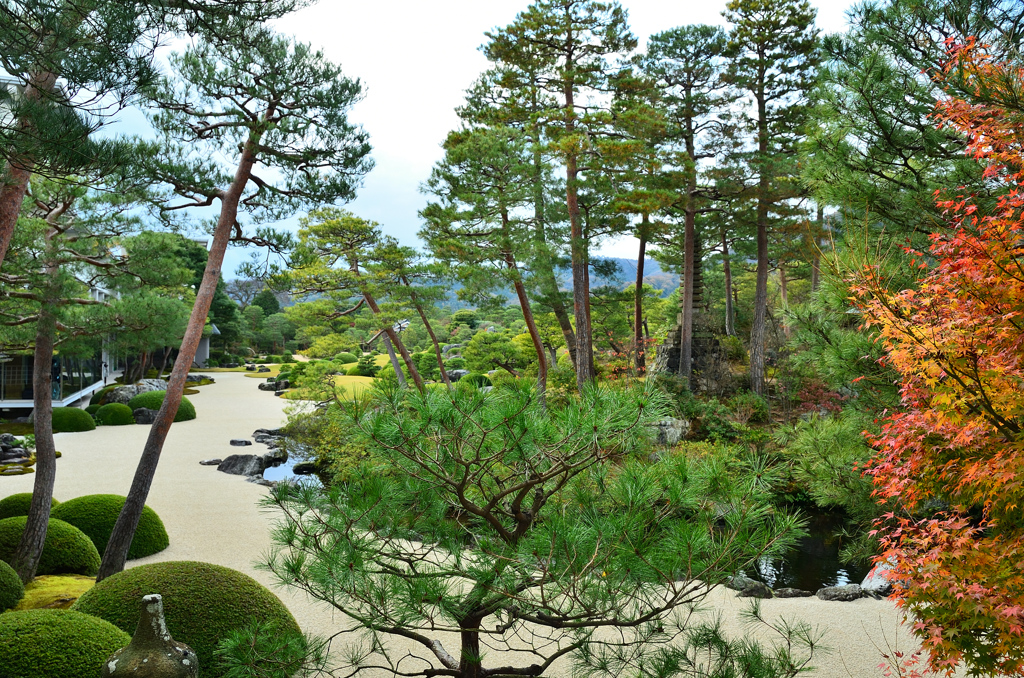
[218,0,859,277]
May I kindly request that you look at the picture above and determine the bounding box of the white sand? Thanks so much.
[0,373,928,677]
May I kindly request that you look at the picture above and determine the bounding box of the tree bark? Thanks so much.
[0,70,57,271]
[811,205,823,292]
[721,228,735,337]
[382,334,406,388]
[362,291,424,392]
[633,218,648,373]
[564,84,595,390]
[680,207,697,389]
[749,87,770,396]
[98,128,263,581]
[507,256,547,406]
[10,304,57,583]
[405,282,451,388]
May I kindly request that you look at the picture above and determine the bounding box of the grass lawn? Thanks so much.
[283,375,375,401]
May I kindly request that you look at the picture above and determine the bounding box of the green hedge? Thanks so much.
[85,404,100,416]
[95,403,135,426]
[52,494,169,560]
[51,407,96,433]
[333,352,358,364]
[0,558,23,611]
[0,516,100,576]
[0,493,59,520]
[73,561,301,678]
[0,609,131,678]
[126,391,196,422]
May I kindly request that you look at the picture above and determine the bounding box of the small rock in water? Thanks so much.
[774,588,815,598]
[199,459,222,466]
[291,461,319,475]
[816,584,863,601]
[229,439,252,447]
[246,476,275,487]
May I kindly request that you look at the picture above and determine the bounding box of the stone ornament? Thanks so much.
[102,594,198,677]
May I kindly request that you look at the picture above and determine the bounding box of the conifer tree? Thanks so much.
[98,28,372,579]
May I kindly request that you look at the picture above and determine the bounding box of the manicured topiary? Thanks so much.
[85,404,101,416]
[0,516,100,576]
[333,351,358,364]
[73,561,301,678]
[89,385,116,406]
[0,609,130,678]
[52,495,168,560]
[50,407,96,433]
[94,403,135,426]
[0,558,24,611]
[463,373,492,388]
[126,390,196,422]
[0,493,59,520]
[346,363,362,376]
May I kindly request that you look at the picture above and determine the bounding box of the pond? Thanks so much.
[745,510,870,591]
[262,456,321,485]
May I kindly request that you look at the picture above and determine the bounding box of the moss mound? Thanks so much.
[126,390,196,422]
[52,494,168,560]
[15,574,94,611]
[0,558,24,611]
[89,385,116,406]
[85,404,101,416]
[463,373,492,388]
[73,561,300,678]
[0,516,100,576]
[94,403,135,426]
[333,351,358,364]
[0,493,59,520]
[0,609,130,678]
[51,407,96,433]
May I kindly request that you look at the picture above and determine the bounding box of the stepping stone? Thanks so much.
[230,439,252,446]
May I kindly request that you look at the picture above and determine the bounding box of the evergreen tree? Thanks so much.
[98,27,372,580]
[723,0,818,395]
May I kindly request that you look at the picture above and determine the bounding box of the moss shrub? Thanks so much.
[0,558,24,611]
[85,404,101,416]
[126,390,196,422]
[89,385,116,406]
[52,495,168,560]
[0,516,100,576]
[0,493,59,520]
[333,351,358,364]
[463,373,492,388]
[51,407,96,433]
[73,561,301,678]
[94,403,135,426]
[0,609,130,678]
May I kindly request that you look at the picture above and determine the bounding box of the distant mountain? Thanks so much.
[555,258,680,297]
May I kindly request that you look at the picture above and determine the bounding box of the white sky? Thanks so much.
[244,0,858,275]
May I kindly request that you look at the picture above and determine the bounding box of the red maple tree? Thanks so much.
[855,42,1024,677]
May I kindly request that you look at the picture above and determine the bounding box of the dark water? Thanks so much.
[746,511,870,591]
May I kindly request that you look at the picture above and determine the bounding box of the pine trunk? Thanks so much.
[633,219,647,373]
[564,85,594,390]
[362,291,424,391]
[811,205,823,292]
[382,335,406,388]
[98,130,262,581]
[722,229,735,337]
[508,257,547,406]
[680,207,697,389]
[407,287,451,388]
[749,90,770,396]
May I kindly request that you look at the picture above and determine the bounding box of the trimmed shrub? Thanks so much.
[0,609,130,678]
[0,493,59,520]
[85,404,101,416]
[74,561,301,678]
[51,407,96,433]
[333,351,358,364]
[463,373,492,388]
[0,558,23,611]
[94,403,135,426]
[89,385,116,406]
[126,390,196,422]
[52,494,168,560]
[445,356,466,370]
[0,516,100,576]
[346,363,363,376]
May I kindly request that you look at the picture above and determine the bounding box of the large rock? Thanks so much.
[816,584,863,601]
[448,369,470,382]
[133,408,159,425]
[650,418,690,446]
[0,433,17,447]
[274,379,290,391]
[257,382,277,392]
[442,344,463,355]
[216,454,265,477]
[263,448,287,467]
[725,575,773,599]
[229,439,252,447]
[861,560,895,597]
[774,588,815,598]
[106,380,168,405]
[185,374,213,383]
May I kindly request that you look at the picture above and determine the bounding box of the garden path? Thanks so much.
[0,373,936,677]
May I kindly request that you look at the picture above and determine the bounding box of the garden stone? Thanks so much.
[246,476,275,487]
[442,344,462,354]
[726,575,773,599]
[254,428,285,437]
[257,366,271,373]
[245,365,256,371]
[230,439,252,447]
[816,584,863,601]
[263,448,287,466]
[106,380,168,405]
[861,560,895,597]
[274,379,290,391]
[133,408,159,425]
[292,461,319,475]
[650,418,690,446]
[199,459,222,466]
[448,369,470,382]
[102,594,198,678]
[774,588,815,598]
[0,447,26,461]
[257,382,277,391]
[217,454,265,477]
[0,433,16,446]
